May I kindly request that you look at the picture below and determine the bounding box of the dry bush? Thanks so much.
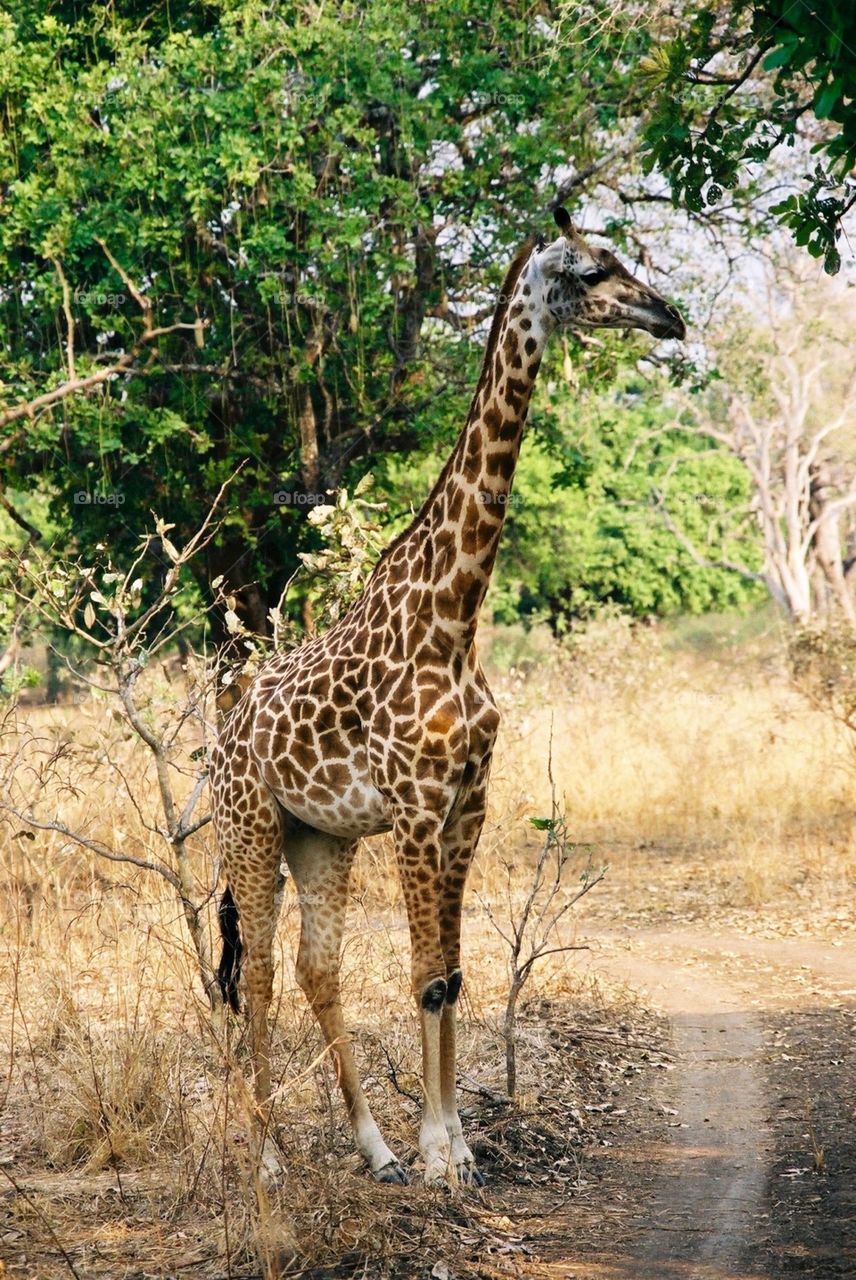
[39,1020,180,1171]
[789,620,856,733]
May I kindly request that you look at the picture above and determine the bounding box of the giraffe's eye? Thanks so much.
[580,266,609,286]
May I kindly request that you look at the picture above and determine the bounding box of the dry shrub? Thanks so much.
[40,1021,179,1171]
[789,620,856,732]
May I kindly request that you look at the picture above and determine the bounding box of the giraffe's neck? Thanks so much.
[406,257,553,643]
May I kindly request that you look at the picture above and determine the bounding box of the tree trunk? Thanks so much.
[503,975,524,1100]
[810,462,856,627]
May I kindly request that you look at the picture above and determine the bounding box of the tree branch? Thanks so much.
[1,806,182,892]
[0,323,203,430]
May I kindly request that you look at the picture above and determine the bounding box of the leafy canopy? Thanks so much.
[643,1,856,273]
[0,0,659,624]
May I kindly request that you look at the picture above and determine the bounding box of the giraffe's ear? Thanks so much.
[553,206,572,231]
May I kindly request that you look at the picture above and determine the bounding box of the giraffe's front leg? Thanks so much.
[394,813,455,1186]
[438,766,490,1187]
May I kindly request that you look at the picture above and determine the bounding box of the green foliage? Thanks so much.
[643,1,856,273]
[381,377,763,626]
[496,422,761,624]
[0,665,41,699]
[528,816,554,831]
[0,0,657,630]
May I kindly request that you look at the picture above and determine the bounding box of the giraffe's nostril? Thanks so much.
[661,303,686,339]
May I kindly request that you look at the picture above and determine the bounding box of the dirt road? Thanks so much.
[540,928,856,1279]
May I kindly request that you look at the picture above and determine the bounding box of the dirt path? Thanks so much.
[534,926,856,1280]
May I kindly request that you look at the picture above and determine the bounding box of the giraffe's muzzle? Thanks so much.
[652,302,687,340]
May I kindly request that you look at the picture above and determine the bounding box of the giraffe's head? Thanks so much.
[527,206,685,340]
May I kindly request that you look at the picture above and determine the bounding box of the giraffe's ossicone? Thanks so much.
[209,207,685,1188]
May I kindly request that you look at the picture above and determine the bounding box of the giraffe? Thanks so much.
[209,207,685,1188]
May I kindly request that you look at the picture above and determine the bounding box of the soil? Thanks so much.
[488,926,856,1280]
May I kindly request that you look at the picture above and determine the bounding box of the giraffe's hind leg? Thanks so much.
[286,827,408,1185]
[212,766,286,1179]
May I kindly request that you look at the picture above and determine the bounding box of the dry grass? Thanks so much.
[480,616,856,930]
[1,615,854,1276]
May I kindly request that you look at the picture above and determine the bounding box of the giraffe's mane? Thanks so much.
[467,235,537,419]
[372,236,536,570]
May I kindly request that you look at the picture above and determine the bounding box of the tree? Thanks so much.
[480,759,604,1101]
[663,257,856,623]
[504,379,763,623]
[0,0,716,640]
[644,0,856,273]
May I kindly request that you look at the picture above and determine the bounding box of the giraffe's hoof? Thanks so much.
[459,1162,486,1188]
[373,1159,409,1186]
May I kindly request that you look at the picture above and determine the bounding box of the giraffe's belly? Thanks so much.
[259,753,394,840]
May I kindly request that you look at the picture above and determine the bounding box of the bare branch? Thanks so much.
[1,806,182,892]
[175,769,210,841]
[0,323,203,430]
[0,242,209,432]
[654,490,769,588]
[95,238,153,325]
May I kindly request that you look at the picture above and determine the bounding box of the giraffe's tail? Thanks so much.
[217,885,243,1013]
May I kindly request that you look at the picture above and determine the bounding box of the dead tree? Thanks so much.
[663,261,856,626]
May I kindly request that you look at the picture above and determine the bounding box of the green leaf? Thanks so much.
[763,38,799,71]
[814,78,842,120]
[824,245,842,274]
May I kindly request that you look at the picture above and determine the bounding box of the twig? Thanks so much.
[457,1073,510,1104]
[85,1024,128,1205]
[0,491,43,544]
[52,258,76,382]
[489,727,606,1098]
[95,238,152,321]
[565,1028,674,1056]
[380,1042,420,1104]
[0,323,203,429]
[0,806,182,891]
